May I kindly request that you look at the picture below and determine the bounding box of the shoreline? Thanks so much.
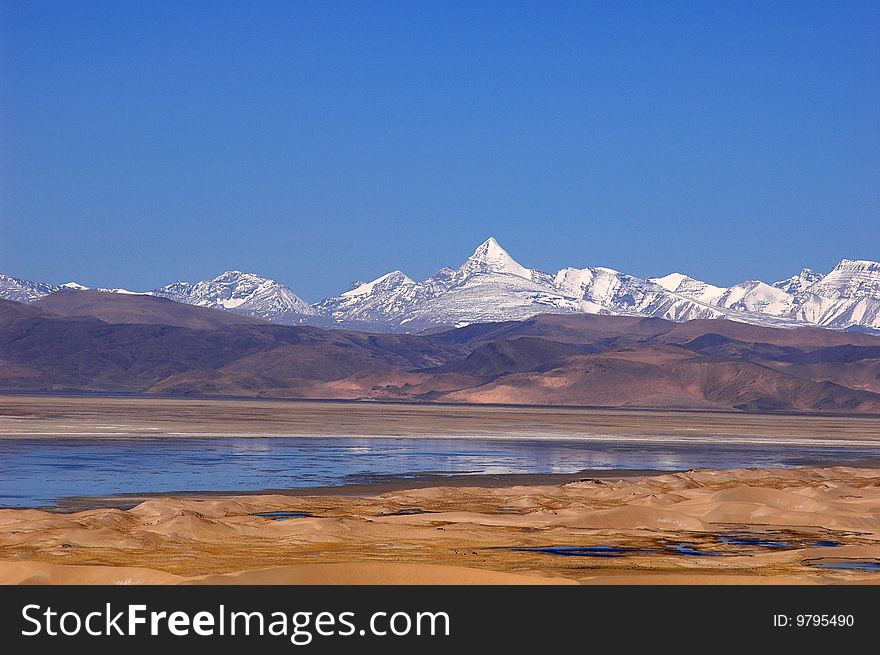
[5,433,880,448]
[3,388,880,419]
[32,461,880,512]
[3,395,880,444]
[50,468,659,512]
[2,465,879,585]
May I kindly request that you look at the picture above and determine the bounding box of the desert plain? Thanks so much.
[0,395,879,585]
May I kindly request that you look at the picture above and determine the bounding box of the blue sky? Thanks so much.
[1,1,878,300]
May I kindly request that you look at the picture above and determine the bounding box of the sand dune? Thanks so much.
[0,561,182,585]
[1,466,878,584]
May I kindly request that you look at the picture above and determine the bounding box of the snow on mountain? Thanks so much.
[343,271,416,298]
[714,280,794,317]
[96,288,151,295]
[0,274,57,304]
[314,271,420,324]
[314,239,879,331]
[806,259,880,300]
[648,273,727,305]
[458,236,535,280]
[787,260,880,329]
[649,273,818,322]
[2,242,878,332]
[154,270,315,323]
[402,264,579,328]
[316,238,582,329]
[559,267,738,322]
[319,239,771,329]
[773,268,822,295]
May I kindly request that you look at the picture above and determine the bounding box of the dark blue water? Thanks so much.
[1,437,878,508]
[252,512,311,520]
[718,535,790,549]
[516,546,656,557]
[513,534,846,559]
[809,560,880,572]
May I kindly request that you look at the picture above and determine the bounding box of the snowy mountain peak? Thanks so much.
[60,282,89,290]
[0,274,57,304]
[154,270,314,321]
[648,273,727,305]
[811,259,880,300]
[341,271,414,298]
[836,259,880,270]
[461,237,532,279]
[650,272,690,292]
[210,270,262,286]
[3,247,880,333]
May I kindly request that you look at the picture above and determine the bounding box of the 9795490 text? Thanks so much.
[773,614,854,628]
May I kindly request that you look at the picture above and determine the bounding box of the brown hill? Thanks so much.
[431,313,880,349]
[429,337,586,377]
[437,345,880,412]
[429,314,673,347]
[2,301,879,413]
[0,299,465,393]
[33,289,260,329]
[655,318,880,348]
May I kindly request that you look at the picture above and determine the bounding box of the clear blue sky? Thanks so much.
[1,1,878,300]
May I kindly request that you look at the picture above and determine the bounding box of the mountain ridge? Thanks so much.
[3,298,879,413]
[3,238,879,332]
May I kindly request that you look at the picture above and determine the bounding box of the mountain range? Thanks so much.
[2,238,879,333]
[2,295,879,412]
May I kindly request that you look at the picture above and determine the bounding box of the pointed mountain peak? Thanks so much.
[462,237,531,279]
[473,235,504,254]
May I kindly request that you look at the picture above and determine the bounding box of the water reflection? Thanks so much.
[0,437,878,508]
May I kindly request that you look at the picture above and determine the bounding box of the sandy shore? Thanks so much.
[1,466,878,585]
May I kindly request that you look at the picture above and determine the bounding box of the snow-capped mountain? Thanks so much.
[0,274,58,304]
[59,282,90,291]
[314,271,419,324]
[0,277,101,304]
[0,270,315,324]
[559,267,730,322]
[153,270,315,323]
[2,239,878,332]
[651,274,793,318]
[786,260,880,329]
[316,238,583,329]
[648,260,880,330]
[649,272,728,305]
[313,238,880,331]
[315,238,799,330]
[805,259,880,300]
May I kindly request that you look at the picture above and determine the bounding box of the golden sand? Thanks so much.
[1,466,878,585]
